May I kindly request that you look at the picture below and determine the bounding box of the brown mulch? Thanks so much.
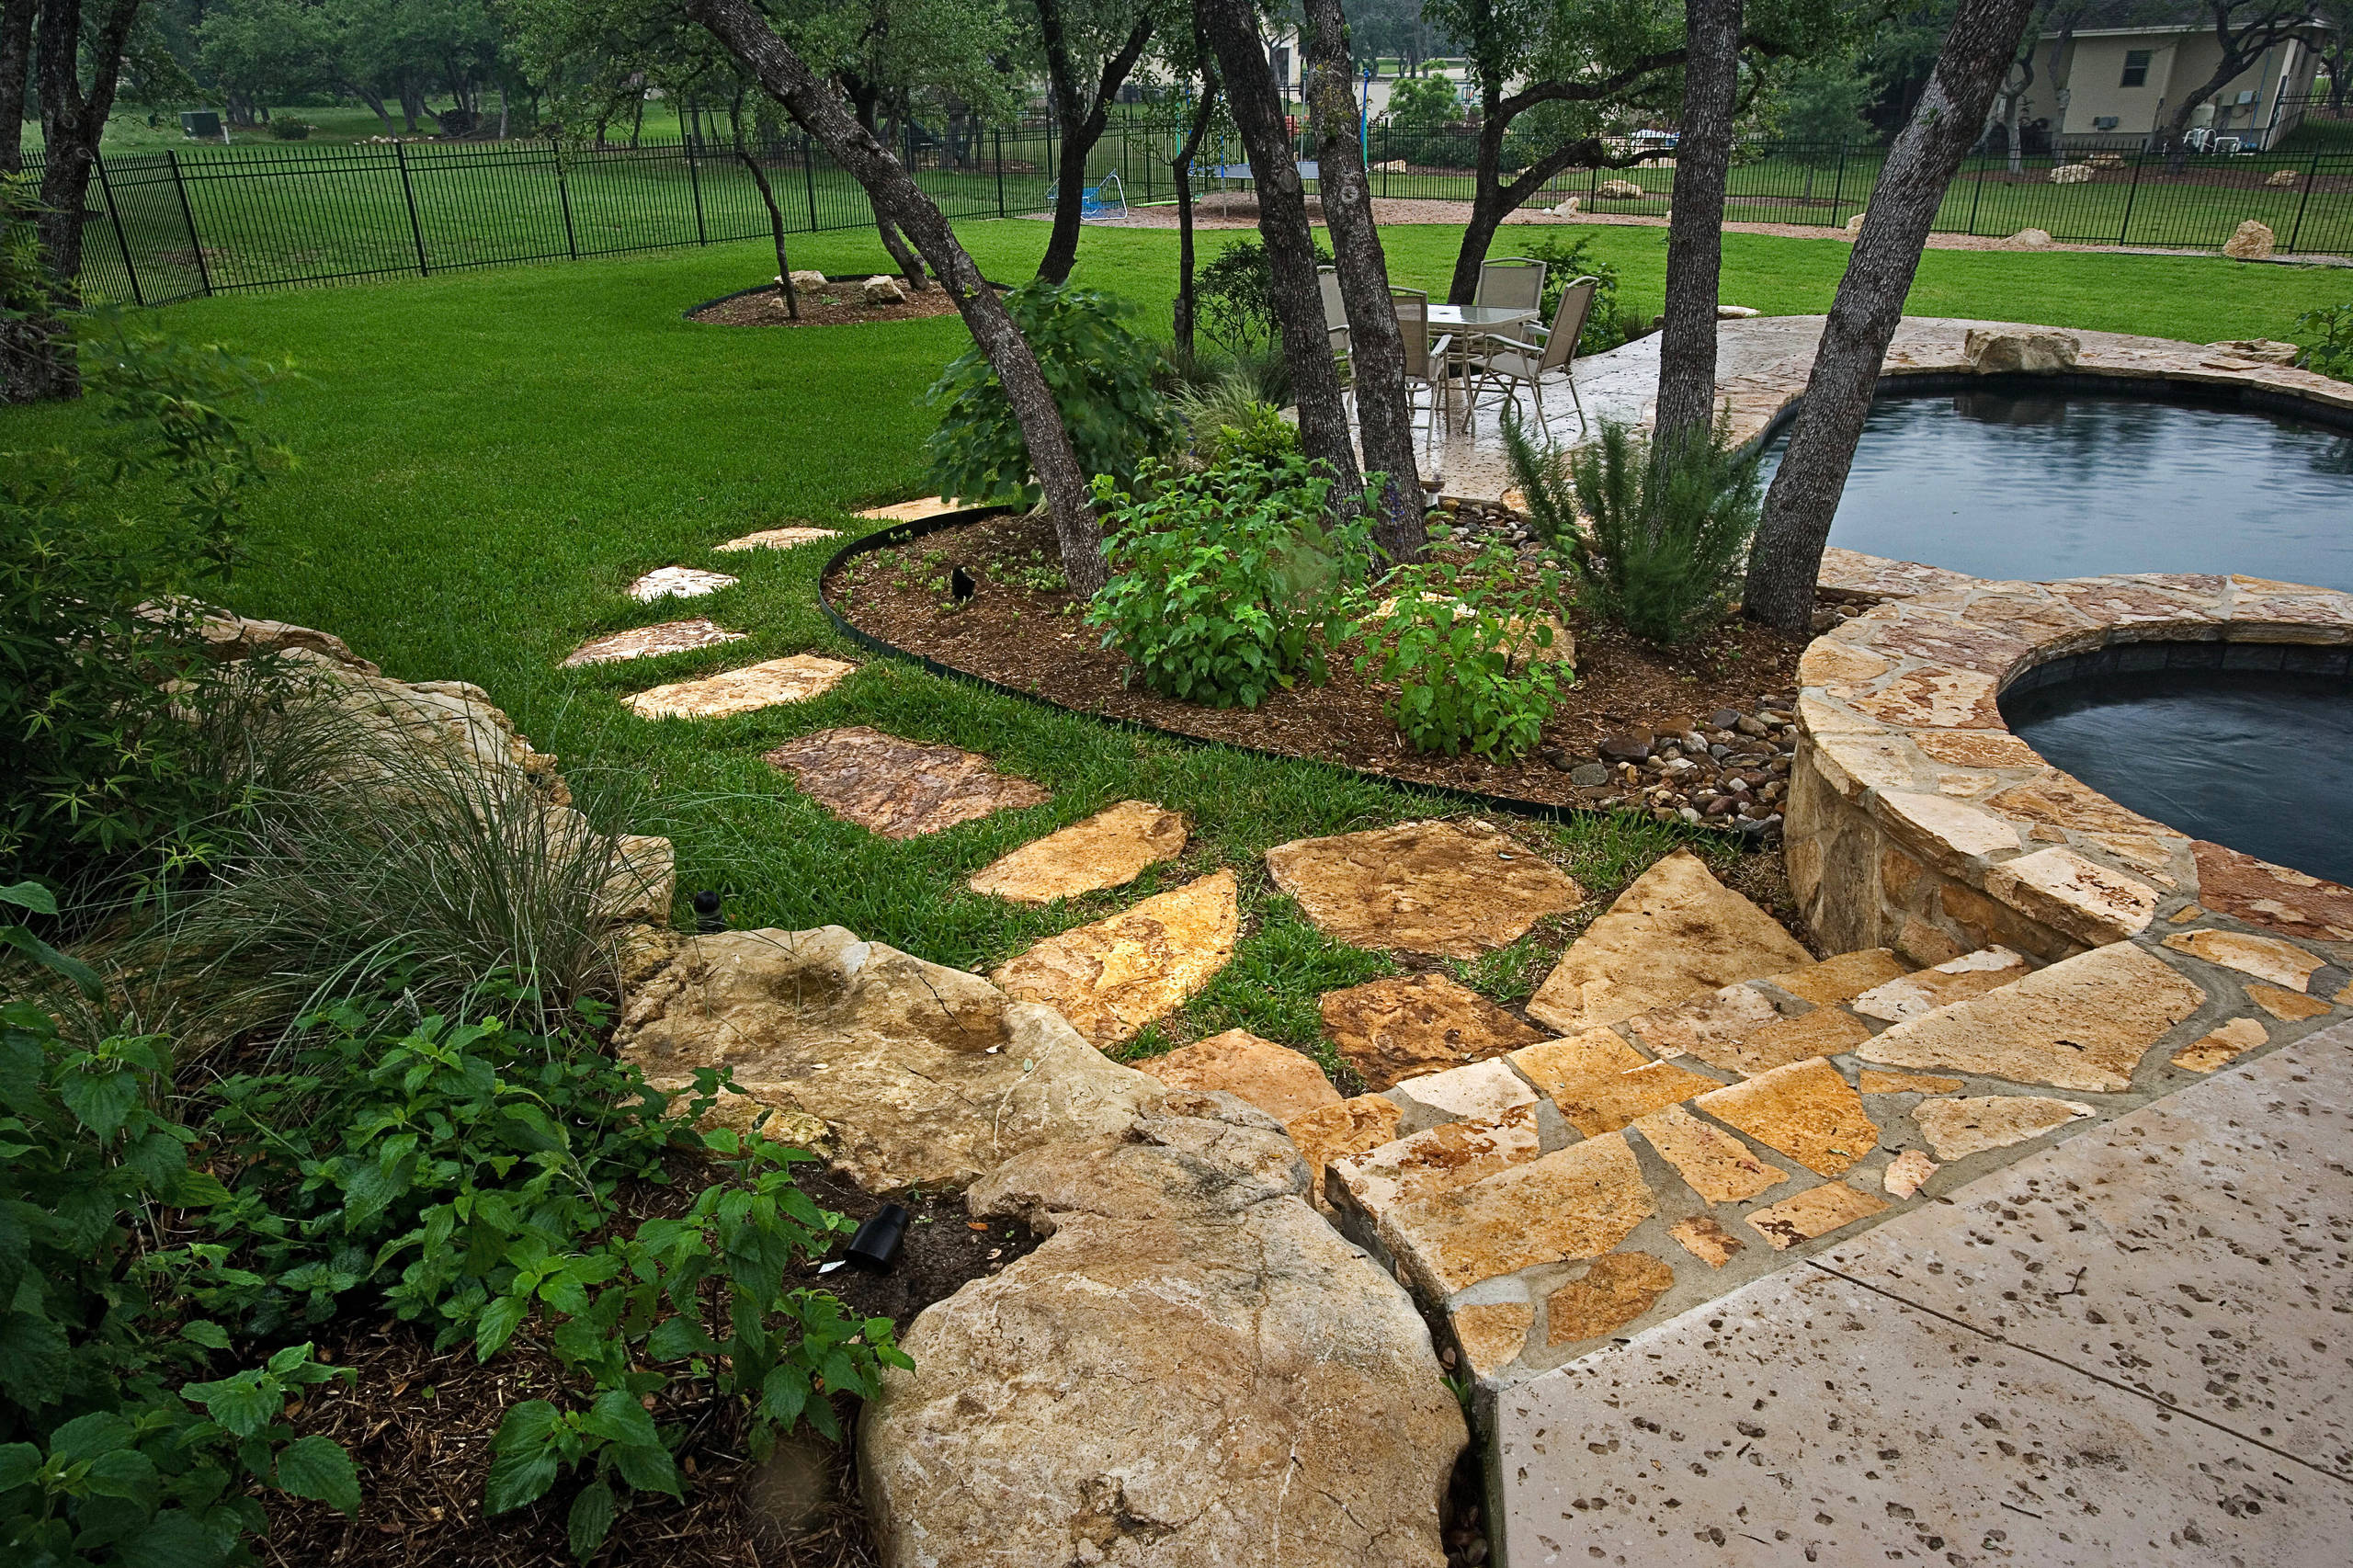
[825,508,1810,810]
[688,283,965,329]
[260,1161,1038,1568]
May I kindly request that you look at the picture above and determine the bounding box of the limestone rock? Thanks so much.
[968,801,1188,904]
[1669,1215,1745,1267]
[1449,1301,1535,1378]
[1389,1057,1539,1121]
[1715,304,1760,319]
[1264,820,1584,959]
[2249,982,2331,1021]
[2007,226,2055,245]
[1543,1059,1723,1137]
[715,526,841,552]
[596,834,676,926]
[628,564,737,601]
[565,618,746,667]
[2265,167,2302,189]
[1551,197,1579,216]
[1851,945,2029,1024]
[1620,983,1780,1062]
[767,726,1049,838]
[1962,328,2080,374]
[2049,163,2093,184]
[2188,840,2353,941]
[1764,949,1910,1006]
[992,871,1238,1047]
[786,268,828,290]
[2222,220,2275,260]
[1881,1147,1938,1199]
[862,1097,1466,1568]
[1597,178,1644,199]
[1527,849,1811,1032]
[1320,973,1544,1091]
[1633,1104,1784,1205]
[1329,1104,1541,1225]
[1859,941,2205,1093]
[1912,1095,2093,1162]
[1844,210,1866,233]
[625,654,856,720]
[2172,1016,2268,1073]
[856,495,962,523]
[1983,846,2158,945]
[1699,1006,1873,1078]
[1382,1132,1654,1298]
[1544,1251,1676,1345]
[2160,928,2323,991]
[861,274,907,305]
[613,925,1158,1191]
[192,608,378,673]
[1285,1095,1404,1210]
[1693,1058,1878,1176]
[1858,1069,1964,1096]
[2204,338,2299,365]
[1138,1028,1336,1122]
[1745,1182,1887,1248]
[1507,1029,1650,1102]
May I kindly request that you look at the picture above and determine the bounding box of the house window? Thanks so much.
[2121,50,2151,88]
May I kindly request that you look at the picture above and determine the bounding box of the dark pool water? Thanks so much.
[2004,665,2353,884]
[1757,390,2353,590]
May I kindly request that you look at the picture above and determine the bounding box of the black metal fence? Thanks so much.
[47,125,2353,307]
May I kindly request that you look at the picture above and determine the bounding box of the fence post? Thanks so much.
[165,151,213,297]
[2286,149,2321,252]
[1963,156,1984,236]
[686,129,708,244]
[804,134,820,229]
[2117,150,2143,245]
[553,142,578,259]
[91,154,144,307]
[393,142,429,275]
[1830,141,1847,219]
[996,127,1006,216]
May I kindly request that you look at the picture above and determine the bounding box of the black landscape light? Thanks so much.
[844,1204,909,1271]
[692,890,723,933]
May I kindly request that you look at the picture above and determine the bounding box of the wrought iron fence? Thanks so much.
[43,125,2353,307]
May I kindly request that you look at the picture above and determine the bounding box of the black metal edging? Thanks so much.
[815,507,1661,831]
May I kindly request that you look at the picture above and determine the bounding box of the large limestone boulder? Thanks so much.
[2048,162,2093,184]
[860,1093,1467,1568]
[2222,220,2275,260]
[863,274,908,305]
[1963,328,2080,374]
[613,925,1159,1190]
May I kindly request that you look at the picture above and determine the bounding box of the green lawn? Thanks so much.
[9,220,2348,1072]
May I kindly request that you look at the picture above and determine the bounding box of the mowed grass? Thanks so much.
[9,220,2347,1064]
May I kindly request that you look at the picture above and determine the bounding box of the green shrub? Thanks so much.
[1194,237,1336,355]
[1513,233,1628,358]
[2295,301,2353,380]
[1506,409,1760,645]
[1173,369,1301,471]
[923,279,1173,506]
[1086,452,1377,709]
[1356,542,1572,759]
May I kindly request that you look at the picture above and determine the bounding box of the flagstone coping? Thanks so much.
[624,654,856,720]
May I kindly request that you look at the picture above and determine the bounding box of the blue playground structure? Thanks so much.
[1044,170,1130,222]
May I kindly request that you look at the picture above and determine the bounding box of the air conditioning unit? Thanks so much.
[2093,115,2120,130]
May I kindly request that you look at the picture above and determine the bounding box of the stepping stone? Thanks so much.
[714,526,841,552]
[991,870,1238,1048]
[1527,849,1811,1033]
[2171,1016,2268,1073]
[1744,1182,1888,1249]
[2160,928,2324,992]
[1760,948,1910,1006]
[625,653,855,719]
[1850,945,2029,1024]
[1631,1105,1785,1205]
[1857,1069,1964,1095]
[1264,820,1585,959]
[967,801,1188,904]
[1694,1058,1878,1176]
[1388,1058,1537,1120]
[767,725,1048,838]
[1382,1132,1654,1298]
[1543,1059,1723,1138]
[1449,1301,1536,1379]
[1912,1096,2094,1162]
[1318,973,1544,1092]
[2248,982,2330,1021]
[563,618,745,667]
[1859,942,2205,1093]
[1881,1148,1938,1198]
[629,564,737,601]
[1507,1028,1652,1100]
[1329,1105,1541,1226]
[1284,1095,1403,1210]
[1544,1252,1676,1346]
[1668,1215,1745,1267]
[1137,1028,1336,1122]
[856,495,961,522]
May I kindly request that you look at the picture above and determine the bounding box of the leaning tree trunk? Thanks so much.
[1171,64,1220,358]
[1742,0,2040,637]
[684,0,1105,594]
[1302,0,1423,561]
[1652,0,1743,460]
[1444,111,1514,303]
[730,99,798,320]
[1196,0,1364,502]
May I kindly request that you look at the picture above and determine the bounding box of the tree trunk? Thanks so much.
[683,0,1105,595]
[1032,0,1154,284]
[1653,0,1742,459]
[353,85,396,134]
[1303,0,1423,561]
[1171,63,1220,358]
[732,97,797,320]
[1742,0,2040,637]
[401,79,424,133]
[0,0,35,173]
[1445,104,1512,302]
[847,84,928,292]
[1195,0,1363,503]
[18,0,141,401]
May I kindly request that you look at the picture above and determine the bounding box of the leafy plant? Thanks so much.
[2295,301,2353,380]
[1174,369,1302,472]
[1356,542,1572,759]
[1506,407,1760,645]
[923,278,1173,506]
[1086,451,1377,709]
[1193,236,1336,355]
[1513,233,1628,357]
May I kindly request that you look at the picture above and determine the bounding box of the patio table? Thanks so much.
[1425,304,1539,430]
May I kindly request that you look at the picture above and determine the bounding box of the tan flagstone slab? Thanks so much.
[1389,1058,1539,1121]
[2189,840,2353,941]
[1527,849,1812,1032]
[991,871,1239,1048]
[1745,1181,1889,1249]
[856,495,962,522]
[1382,1133,1654,1297]
[1762,949,1910,1006]
[564,618,746,667]
[1911,730,2040,768]
[1632,1105,1784,1205]
[1546,1059,1724,1137]
[1449,1301,1535,1380]
[1858,941,2204,1093]
[1912,1095,2094,1162]
[2160,928,2325,991]
[2248,981,2332,1022]
[1858,1069,1965,1095]
[1881,1148,1938,1198]
[1875,790,2023,869]
[1506,1030,1652,1108]
[1849,667,2003,730]
[1319,973,1543,1092]
[626,654,857,719]
[767,725,1049,838]
[1329,1105,1541,1222]
[1136,1028,1337,1123]
[2171,1016,2268,1072]
[1686,1005,1873,1078]
[967,801,1188,904]
[1668,1215,1745,1268]
[1987,770,2177,840]
[1694,1058,1879,1176]
[1850,945,2029,1023]
[1982,846,2159,946]
[714,526,841,552]
[629,564,737,601]
[1264,820,1585,959]
[1620,984,1779,1062]
[1285,1095,1403,1210]
[1544,1252,1676,1345]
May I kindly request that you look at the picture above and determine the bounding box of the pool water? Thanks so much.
[2004,666,2353,884]
[1757,389,2353,590]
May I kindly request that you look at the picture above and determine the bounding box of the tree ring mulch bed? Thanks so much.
[262,1157,1038,1568]
[824,506,1824,818]
[687,278,998,329]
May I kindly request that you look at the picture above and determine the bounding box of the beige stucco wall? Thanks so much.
[2048,29,2323,144]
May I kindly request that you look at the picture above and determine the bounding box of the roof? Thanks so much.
[2039,1,2326,33]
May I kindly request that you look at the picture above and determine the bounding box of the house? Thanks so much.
[2029,3,2332,150]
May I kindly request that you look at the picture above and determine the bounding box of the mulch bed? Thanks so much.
[261,1158,1038,1568]
[688,282,964,329]
[825,507,1813,813]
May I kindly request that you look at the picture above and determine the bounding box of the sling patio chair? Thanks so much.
[1464,275,1597,438]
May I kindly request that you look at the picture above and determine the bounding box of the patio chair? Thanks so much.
[1473,256,1547,315]
[1320,267,1354,412]
[1391,287,1453,458]
[1465,275,1596,437]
